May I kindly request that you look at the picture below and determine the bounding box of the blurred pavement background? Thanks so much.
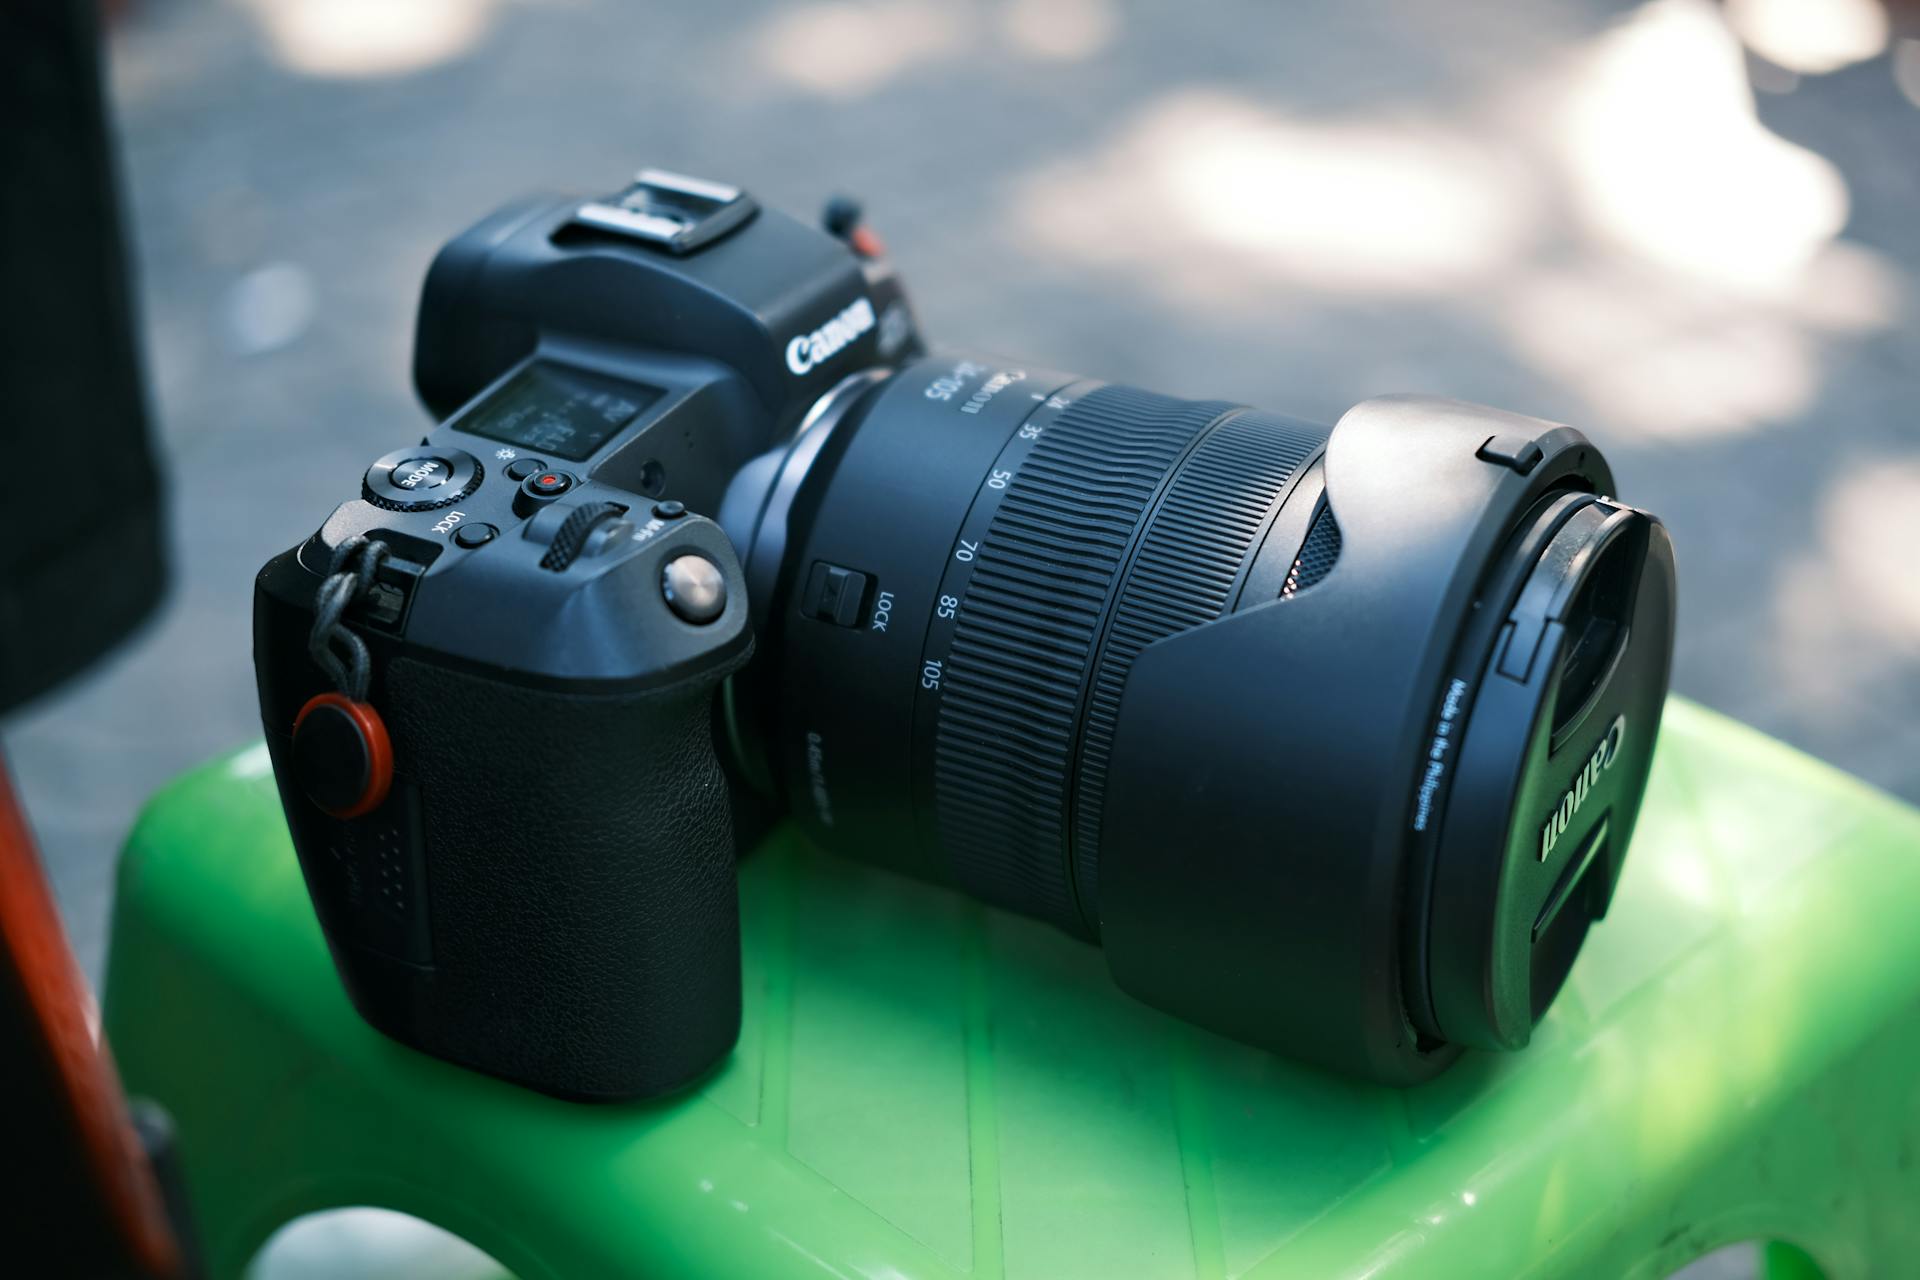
[3,0,1916,1272]
[20,0,1920,1029]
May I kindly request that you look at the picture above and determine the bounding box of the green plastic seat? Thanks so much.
[103,699,1920,1279]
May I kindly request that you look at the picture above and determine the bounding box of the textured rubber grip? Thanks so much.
[360,651,748,1100]
[931,386,1236,933]
[1070,410,1324,927]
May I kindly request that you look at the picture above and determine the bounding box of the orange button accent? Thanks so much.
[293,692,394,819]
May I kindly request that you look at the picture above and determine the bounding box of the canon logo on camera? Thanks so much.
[1539,714,1627,862]
[785,297,876,375]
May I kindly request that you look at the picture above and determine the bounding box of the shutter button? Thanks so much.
[662,555,727,624]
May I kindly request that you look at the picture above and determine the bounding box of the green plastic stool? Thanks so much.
[102,699,1920,1279]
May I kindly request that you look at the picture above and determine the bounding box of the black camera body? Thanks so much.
[255,172,919,1098]
[259,167,1675,1100]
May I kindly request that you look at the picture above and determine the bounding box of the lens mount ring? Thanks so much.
[736,367,891,614]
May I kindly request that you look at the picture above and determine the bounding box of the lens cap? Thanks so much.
[1417,495,1677,1051]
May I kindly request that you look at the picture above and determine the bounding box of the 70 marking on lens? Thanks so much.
[908,376,1081,726]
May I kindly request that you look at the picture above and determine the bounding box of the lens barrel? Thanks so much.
[928,386,1326,936]
[723,354,1676,1084]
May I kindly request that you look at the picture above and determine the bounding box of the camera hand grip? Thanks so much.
[338,653,746,1100]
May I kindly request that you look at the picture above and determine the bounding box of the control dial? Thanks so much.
[363,447,482,512]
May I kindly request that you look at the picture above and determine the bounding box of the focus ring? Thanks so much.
[1070,410,1326,931]
[932,386,1236,933]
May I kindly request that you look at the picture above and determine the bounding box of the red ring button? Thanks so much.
[526,470,574,498]
[290,692,394,819]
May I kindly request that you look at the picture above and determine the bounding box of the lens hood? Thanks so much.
[1099,396,1676,1083]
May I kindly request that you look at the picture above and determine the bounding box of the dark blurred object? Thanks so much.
[0,0,166,713]
[0,1,195,1273]
[0,759,194,1278]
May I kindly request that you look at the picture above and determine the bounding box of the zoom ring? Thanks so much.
[1070,410,1327,930]
[932,386,1236,934]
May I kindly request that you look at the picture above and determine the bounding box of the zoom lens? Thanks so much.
[721,354,1676,1085]
[924,385,1325,936]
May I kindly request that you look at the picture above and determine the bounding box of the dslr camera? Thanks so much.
[256,168,1676,1099]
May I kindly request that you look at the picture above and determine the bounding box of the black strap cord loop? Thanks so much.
[308,536,390,702]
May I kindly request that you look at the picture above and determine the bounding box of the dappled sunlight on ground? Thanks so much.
[1497,241,1904,438]
[998,0,1117,62]
[751,0,968,98]
[1555,0,1847,297]
[54,0,1920,1009]
[1763,459,1920,729]
[1498,0,1905,436]
[1012,92,1539,299]
[228,0,505,78]
[1724,0,1890,74]
[1899,39,1920,107]
[748,0,1120,98]
[1820,461,1920,647]
[1002,0,1908,441]
[36,8,1918,1269]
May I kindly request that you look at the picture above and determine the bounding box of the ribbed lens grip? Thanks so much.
[1070,411,1325,928]
[932,386,1236,933]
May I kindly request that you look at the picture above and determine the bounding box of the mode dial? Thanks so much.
[363,447,482,512]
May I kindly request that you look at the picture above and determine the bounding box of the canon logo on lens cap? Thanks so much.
[1540,714,1626,862]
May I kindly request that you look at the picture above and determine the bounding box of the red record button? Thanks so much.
[524,470,575,499]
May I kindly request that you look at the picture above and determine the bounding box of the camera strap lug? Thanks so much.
[308,536,390,702]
